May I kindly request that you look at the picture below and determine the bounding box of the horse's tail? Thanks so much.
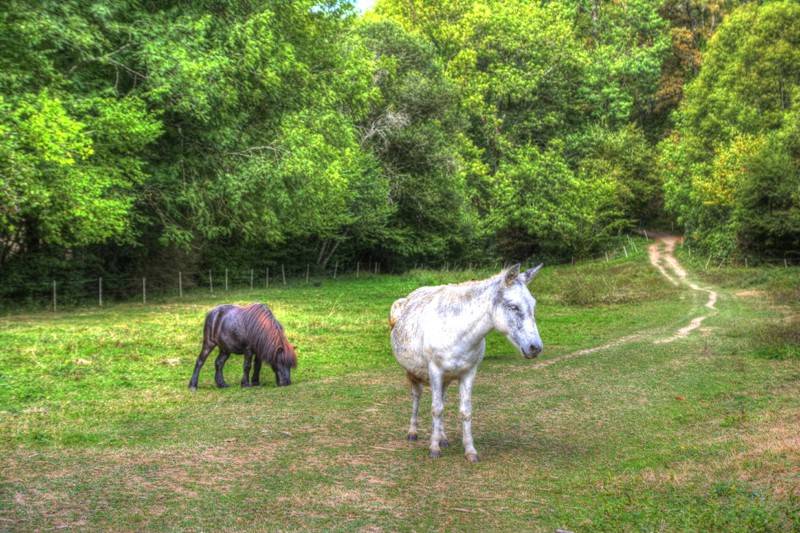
[202,304,234,347]
[389,298,407,329]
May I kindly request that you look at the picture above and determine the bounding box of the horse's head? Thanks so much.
[272,341,297,386]
[490,263,544,359]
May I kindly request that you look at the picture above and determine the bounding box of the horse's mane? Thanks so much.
[240,303,297,368]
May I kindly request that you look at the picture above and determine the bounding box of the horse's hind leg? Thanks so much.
[407,378,422,441]
[241,351,253,387]
[251,357,262,386]
[428,364,446,459]
[440,385,450,448]
[214,350,231,388]
[189,342,215,391]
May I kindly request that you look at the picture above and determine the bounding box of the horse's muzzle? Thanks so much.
[523,344,542,359]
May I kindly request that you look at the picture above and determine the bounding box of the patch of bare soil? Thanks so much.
[651,236,719,344]
[535,235,720,369]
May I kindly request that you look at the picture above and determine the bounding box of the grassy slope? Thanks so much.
[1,242,798,531]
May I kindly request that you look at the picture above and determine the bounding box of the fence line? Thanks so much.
[3,243,798,313]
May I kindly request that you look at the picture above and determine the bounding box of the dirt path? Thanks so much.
[650,236,718,344]
[534,235,718,368]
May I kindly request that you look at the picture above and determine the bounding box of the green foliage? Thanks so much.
[1,0,795,286]
[661,1,800,259]
[375,0,670,258]
[357,19,474,262]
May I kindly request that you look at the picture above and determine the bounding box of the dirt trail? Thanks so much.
[650,236,718,344]
[534,235,718,369]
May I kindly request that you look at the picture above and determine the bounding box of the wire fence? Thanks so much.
[3,260,381,312]
[3,236,798,314]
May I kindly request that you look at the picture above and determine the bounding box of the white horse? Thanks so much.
[389,264,543,462]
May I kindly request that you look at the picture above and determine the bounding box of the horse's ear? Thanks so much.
[522,263,543,285]
[504,264,521,286]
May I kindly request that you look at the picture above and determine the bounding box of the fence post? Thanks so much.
[179,271,183,298]
[266,267,269,288]
[225,268,228,291]
[333,260,338,279]
[281,264,286,285]
[745,258,748,268]
[785,258,789,268]
[356,262,360,278]
[52,280,56,312]
[250,268,254,290]
[99,277,103,307]
[704,256,711,271]
[375,262,379,274]
[142,277,146,304]
[644,229,648,239]
[605,252,609,262]
[306,264,310,284]
[623,246,628,258]
[209,270,213,293]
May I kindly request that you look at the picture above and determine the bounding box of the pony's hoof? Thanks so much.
[407,433,418,441]
[440,439,450,448]
[251,381,260,386]
[429,450,441,459]
[216,383,229,388]
[465,453,479,463]
[189,385,197,392]
[241,382,251,388]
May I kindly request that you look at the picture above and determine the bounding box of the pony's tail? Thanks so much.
[389,298,407,330]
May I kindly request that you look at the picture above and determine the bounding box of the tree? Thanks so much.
[661,1,800,258]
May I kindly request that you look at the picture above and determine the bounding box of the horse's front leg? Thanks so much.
[459,365,479,463]
[241,351,253,387]
[251,356,262,386]
[428,363,446,458]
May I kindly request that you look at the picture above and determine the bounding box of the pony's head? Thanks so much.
[243,303,298,386]
[490,264,544,359]
[271,340,297,387]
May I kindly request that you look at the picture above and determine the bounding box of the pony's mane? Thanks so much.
[239,303,297,368]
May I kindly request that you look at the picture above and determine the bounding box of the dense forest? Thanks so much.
[1,0,798,296]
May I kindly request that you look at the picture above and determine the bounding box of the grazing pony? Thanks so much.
[188,303,297,390]
[390,264,543,462]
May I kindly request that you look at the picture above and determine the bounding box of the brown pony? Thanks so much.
[188,303,297,390]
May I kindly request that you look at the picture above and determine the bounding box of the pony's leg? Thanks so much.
[189,342,215,390]
[428,363,445,458]
[241,351,253,387]
[407,380,422,441]
[214,351,231,388]
[251,357,262,386]
[459,366,479,463]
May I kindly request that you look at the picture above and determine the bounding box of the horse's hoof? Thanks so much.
[429,450,441,459]
[440,439,450,448]
[251,381,260,386]
[217,383,229,388]
[241,383,251,388]
[407,433,418,441]
[465,453,479,463]
[189,385,197,392]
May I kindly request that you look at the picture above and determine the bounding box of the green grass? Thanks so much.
[1,243,799,531]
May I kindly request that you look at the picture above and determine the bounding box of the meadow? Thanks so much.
[1,241,798,531]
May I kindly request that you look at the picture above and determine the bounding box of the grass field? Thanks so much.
[1,241,798,531]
